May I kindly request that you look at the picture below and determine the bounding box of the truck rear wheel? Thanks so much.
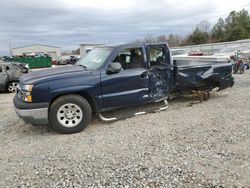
[49,95,92,134]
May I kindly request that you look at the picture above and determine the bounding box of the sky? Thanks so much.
[0,0,250,55]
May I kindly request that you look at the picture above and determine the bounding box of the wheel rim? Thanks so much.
[57,103,83,128]
[8,82,17,92]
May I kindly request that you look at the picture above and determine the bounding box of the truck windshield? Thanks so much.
[77,48,113,70]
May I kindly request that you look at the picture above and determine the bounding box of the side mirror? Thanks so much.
[107,62,122,74]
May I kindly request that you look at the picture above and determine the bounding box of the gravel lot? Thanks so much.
[0,71,250,187]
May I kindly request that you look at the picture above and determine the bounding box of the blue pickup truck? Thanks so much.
[13,43,234,134]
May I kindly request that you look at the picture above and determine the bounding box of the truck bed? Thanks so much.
[173,56,229,66]
[172,57,234,92]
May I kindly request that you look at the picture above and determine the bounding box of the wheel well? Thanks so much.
[79,92,98,112]
[49,92,98,113]
[7,80,19,84]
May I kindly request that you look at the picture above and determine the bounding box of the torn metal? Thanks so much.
[148,70,170,100]
[173,59,234,93]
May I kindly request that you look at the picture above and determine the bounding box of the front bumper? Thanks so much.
[13,95,49,125]
[14,107,48,125]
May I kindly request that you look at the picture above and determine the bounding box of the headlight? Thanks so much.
[22,84,33,92]
[21,84,33,102]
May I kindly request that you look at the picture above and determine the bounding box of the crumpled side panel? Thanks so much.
[174,63,234,92]
[148,70,170,100]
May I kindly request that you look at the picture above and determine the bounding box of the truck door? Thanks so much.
[147,45,172,101]
[101,47,150,109]
[0,65,8,91]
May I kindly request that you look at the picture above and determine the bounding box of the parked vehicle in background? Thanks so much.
[189,50,203,56]
[0,62,29,93]
[170,49,188,56]
[14,42,234,134]
[57,58,68,65]
[68,56,79,65]
[52,60,59,65]
[52,56,80,66]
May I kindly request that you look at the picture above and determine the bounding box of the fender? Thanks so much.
[49,85,102,112]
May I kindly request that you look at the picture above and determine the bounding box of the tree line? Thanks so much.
[135,9,250,47]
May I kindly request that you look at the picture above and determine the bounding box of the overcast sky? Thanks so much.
[0,0,250,55]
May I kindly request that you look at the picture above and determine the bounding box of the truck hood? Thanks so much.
[20,65,91,84]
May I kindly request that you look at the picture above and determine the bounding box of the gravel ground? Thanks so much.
[0,71,250,187]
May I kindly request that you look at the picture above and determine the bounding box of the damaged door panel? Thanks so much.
[148,66,171,101]
[147,45,172,101]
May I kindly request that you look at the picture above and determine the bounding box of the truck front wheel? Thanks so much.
[49,95,92,134]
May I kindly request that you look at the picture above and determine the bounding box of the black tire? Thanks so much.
[49,94,92,134]
[7,81,18,93]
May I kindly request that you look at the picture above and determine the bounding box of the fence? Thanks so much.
[171,39,250,55]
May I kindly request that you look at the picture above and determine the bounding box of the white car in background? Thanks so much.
[170,49,188,57]
[213,46,250,59]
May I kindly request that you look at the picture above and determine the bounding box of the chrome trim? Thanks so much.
[99,100,169,122]
[98,113,117,121]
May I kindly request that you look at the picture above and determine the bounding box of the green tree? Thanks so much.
[236,9,250,38]
[187,28,209,45]
[211,18,225,42]
[212,9,250,42]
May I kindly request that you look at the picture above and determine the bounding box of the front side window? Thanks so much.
[113,48,145,70]
[77,47,113,70]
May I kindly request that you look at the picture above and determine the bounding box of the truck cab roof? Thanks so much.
[100,42,169,48]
